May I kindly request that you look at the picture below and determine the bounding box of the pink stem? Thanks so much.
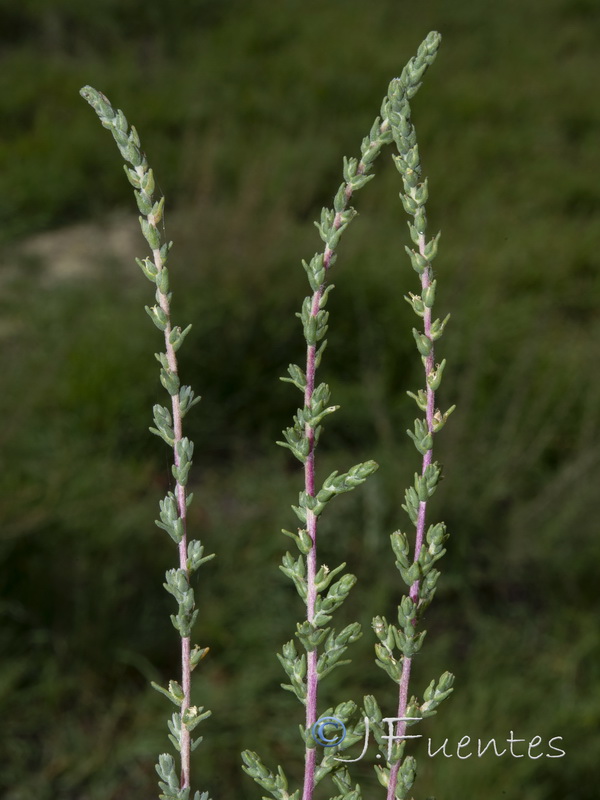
[386,233,433,800]
[301,194,354,800]
[300,123,389,799]
[301,281,324,800]
[152,242,191,790]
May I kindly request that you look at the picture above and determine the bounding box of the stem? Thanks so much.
[301,279,327,800]
[80,86,211,799]
[387,233,433,800]
[242,83,390,800]
[301,178,367,800]
[151,241,192,788]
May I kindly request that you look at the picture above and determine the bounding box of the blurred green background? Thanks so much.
[1,0,599,798]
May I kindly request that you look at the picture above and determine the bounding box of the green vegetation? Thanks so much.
[1,1,599,799]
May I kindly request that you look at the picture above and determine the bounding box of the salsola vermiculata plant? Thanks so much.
[80,86,213,800]
[241,53,390,800]
[79,28,453,800]
[363,31,456,800]
[242,30,455,800]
